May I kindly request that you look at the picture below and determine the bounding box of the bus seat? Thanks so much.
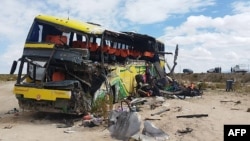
[52,71,65,81]
[89,42,98,52]
[81,42,87,48]
[130,50,141,58]
[115,49,121,56]
[72,41,82,48]
[143,51,154,58]
[72,41,87,48]
[46,35,67,45]
[102,45,110,53]
[108,47,116,55]
[120,49,129,58]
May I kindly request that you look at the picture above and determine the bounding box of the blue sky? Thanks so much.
[1,0,250,73]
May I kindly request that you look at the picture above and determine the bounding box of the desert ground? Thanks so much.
[1,81,250,141]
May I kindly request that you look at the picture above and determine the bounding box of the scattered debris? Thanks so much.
[63,129,76,134]
[82,120,96,127]
[176,114,208,118]
[3,125,13,129]
[177,127,193,135]
[82,117,103,127]
[5,108,19,114]
[161,80,203,100]
[142,121,169,140]
[130,98,147,106]
[160,114,166,117]
[247,108,250,112]
[81,112,104,128]
[149,97,166,110]
[155,96,165,102]
[234,100,241,105]
[108,101,141,141]
[83,113,93,120]
[56,124,73,128]
[129,133,157,141]
[150,102,162,110]
[144,118,161,120]
[91,117,103,126]
[173,106,182,112]
[151,108,170,116]
[56,119,74,128]
[220,100,241,105]
[108,111,141,140]
[230,108,240,110]
[129,98,147,112]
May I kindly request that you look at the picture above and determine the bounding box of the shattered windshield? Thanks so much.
[28,61,46,81]
[26,20,70,45]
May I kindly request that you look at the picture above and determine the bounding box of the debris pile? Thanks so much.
[82,113,104,127]
[108,100,141,140]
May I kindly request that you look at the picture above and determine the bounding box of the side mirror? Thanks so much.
[10,60,17,74]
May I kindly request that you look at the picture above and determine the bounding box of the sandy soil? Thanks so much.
[1,81,250,141]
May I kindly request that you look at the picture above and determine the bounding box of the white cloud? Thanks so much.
[232,1,250,13]
[43,0,124,30]
[0,42,23,73]
[225,51,239,60]
[0,0,250,73]
[123,0,215,24]
[0,0,124,73]
[159,0,250,73]
[0,0,50,73]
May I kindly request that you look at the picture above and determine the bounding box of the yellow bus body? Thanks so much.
[14,86,71,101]
[35,14,104,35]
[24,43,55,49]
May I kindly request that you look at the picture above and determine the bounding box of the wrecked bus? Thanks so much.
[10,14,169,114]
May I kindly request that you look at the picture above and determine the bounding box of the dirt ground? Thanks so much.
[1,81,250,141]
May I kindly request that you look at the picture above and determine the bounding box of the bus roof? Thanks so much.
[34,14,166,52]
[35,14,105,35]
[123,31,158,52]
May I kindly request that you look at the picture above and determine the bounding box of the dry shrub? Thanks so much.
[196,81,208,90]
[0,74,17,81]
[208,74,225,82]
[206,83,216,90]
[233,81,241,92]
[215,83,225,89]
[242,86,250,93]
[241,75,250,83]
[233,81,250,93]
[91,94,113,119]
